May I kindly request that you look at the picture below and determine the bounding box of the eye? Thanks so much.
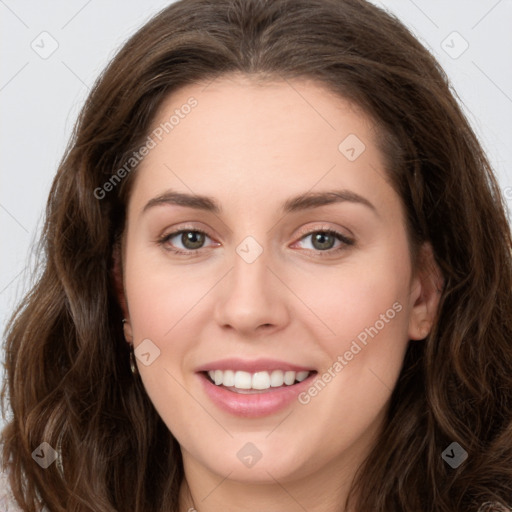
[157,229,216,254]
[294,228,354,254]
[157,227,354,256]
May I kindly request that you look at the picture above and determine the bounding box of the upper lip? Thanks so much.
[195,358,317,373]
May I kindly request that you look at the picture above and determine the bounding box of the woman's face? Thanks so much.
[121,75,436,490]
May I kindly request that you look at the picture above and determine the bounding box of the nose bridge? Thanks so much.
[213,232,289,332]
[230,234,274,305]
[233,236,269,291]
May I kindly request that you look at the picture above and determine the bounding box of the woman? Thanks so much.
[2,0,511,510]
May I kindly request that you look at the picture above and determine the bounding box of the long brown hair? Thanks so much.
[2,0,512,510]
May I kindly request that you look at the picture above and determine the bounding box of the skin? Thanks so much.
[120,74,442,512]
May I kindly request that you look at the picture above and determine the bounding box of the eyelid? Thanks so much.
[294,223,353,242]
[159,221,214,237]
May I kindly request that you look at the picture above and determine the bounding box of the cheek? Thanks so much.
[293,242,412,414]
[295,249,410,356]
[123,247,203,433]
[123,244,222,415]
[124,241,216,338]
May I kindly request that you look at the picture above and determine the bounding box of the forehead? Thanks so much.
[154,74,371,145]
[127,75,396,220]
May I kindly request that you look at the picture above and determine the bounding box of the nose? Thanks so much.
[213,241,290,337]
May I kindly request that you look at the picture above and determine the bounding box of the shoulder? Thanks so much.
[0,466,23,512]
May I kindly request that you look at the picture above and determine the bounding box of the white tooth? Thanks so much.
[270,370,284,387]
[223,369,235,387]
[252,371,271,390]
[214,369,223,385]
[284,371,296,385]
[234,371,252,389]
[208,369,310,389]
[296,371,310,382]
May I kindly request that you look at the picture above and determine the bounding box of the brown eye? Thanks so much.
[179,231,206,250]
[310,232,336,250]
[296,229,354,253]
[159,229,214,254]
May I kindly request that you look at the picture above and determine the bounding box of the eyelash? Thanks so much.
[157,226,355,257]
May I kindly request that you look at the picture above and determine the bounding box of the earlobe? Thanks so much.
[407,242,444,340]
[417,320,432,339]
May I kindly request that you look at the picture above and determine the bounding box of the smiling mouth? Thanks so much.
[202,369,318,394]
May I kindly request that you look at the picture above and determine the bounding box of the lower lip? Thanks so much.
[197,371,317,418]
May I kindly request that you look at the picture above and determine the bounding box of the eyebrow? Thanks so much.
[142,188,378,216]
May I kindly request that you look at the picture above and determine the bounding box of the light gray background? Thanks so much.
[1,1,511,427]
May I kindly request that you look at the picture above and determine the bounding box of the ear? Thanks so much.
[407,242,444,340]
[112,239,133,343]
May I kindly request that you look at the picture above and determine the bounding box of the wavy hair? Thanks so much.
[2,0,512,510]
